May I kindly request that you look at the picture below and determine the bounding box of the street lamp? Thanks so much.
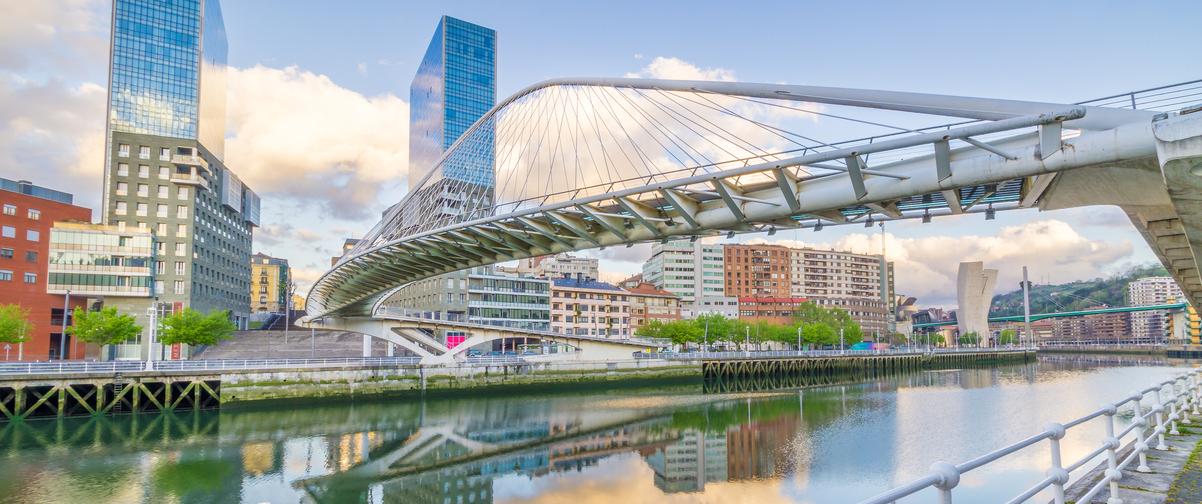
[146,301,160,371]
[796,325,803,354]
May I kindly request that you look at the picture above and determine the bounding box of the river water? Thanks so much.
[0,354,1189,503]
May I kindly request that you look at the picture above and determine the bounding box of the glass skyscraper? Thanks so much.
[102,0,256,353]
[409,16,497,189]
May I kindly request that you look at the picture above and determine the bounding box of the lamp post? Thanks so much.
[840,326,845,354]
[796,325,803,354]
[60,289,71,360]
[744,326,750,356]
[146,301,159,371]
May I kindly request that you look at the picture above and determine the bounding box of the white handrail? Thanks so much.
[857,370,1202,504]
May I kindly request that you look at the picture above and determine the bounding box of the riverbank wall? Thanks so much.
[1,350,1036,420]
[1039,345,1168,356]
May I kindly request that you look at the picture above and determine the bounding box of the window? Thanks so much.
[25,230,38,242]
[175,262,185,275]
[155,260,164,273]
[118,144,130,157]
[26,209,39,220]
[173,280,185,295]
[0,270,10,281]
[137,183,149,197]
[176,224,187,237]
[157,185,168,198]
[116,182,128,195]
[156,204,167,218]
[155,282,164,295]
[0,248,11,259]
[1,204,14,216]
[158,166,169,180]
[115,201,127,215]
[176,206,187,218]
[159,147,171,161]
[156,223,167,235]
[138,165,149,178]
[174,243,185,256]
[116,163,129,176]
[24,272,35,284]
[135,203,147,216]
[137,222,147,231]
[138,146,150,159]
[25,251,36,262]
[116,221,126,232]
[177,187,189,200]
[156,242,165,255]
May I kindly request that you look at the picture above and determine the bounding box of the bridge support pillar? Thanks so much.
[1154,112,1202,304]
[362,334,371,358]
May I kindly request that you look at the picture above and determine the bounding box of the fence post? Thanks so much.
[930,461,959,504]
[1132,393,1152,473]
[1153,388,1169,451]
[1047,422,1069,504]
[1102,404,1124,504]
[1170,389,1182,436]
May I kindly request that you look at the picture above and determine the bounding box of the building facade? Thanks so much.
[1128,276,1190,343]
[550,276,631,338]
[520,253,599,280]
[0,180,92,360]
[1050,308,1132,343]
[642,240,726,303]
[250,253,290,313]
[103,0,256,335]
[724,244,793,298]
[47,222,155,360]
[624,282,681,332]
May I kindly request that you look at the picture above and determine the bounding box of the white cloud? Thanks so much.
[747,219,1134,306]
[0,0,107,74]
[624,56,736,81]
[224,65,410,219]
[356,62,368,75]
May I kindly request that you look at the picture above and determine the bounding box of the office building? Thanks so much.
[643,240,726,303]
[405,15,497,229]
[47,222,155,360]
[330,238,360,266]
[102,0,257,337]
[519,253,599,280]
[250,253,290,313]
[1128,276,1195,343]
[0,180,92,360]
[680,296,740,319]
[624,282,681,332]
[550,276,631,338]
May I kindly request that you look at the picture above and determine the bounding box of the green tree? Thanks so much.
[634,320,665,339]
[889,332,908,346]
[801,322,838,346]
[692,313,733,345]
[158,309,236,347]
[0,304,32,344]
[661,320,703,348]
[958,331,981,346]
[997,329,1017,346]
[68,306,141,346]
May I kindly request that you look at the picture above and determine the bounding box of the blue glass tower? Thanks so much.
[409,16,497,189]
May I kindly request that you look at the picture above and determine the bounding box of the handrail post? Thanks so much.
[1047,422,1069,504]
[1169,393,1181,436]
[1102,405,1124,504]
[930,461,960,504]
[1153,389,1169,451]
[1132,394,1152,473]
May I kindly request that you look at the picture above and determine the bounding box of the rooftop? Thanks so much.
[0,178,74,205]
[551,276,623,291]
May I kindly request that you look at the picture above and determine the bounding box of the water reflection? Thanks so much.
[0,355,1190,504]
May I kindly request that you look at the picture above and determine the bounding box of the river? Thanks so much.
[0,354,1189,503]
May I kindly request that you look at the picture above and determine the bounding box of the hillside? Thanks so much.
[988,264,1169,317]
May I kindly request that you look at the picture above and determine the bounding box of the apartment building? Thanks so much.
[625,282,682,331]
[549,276,631,338]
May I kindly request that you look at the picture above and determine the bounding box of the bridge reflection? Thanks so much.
[0,356,1168,503]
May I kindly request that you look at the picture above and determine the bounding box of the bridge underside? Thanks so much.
[320,316,661,365]
[1039,112,1202,306]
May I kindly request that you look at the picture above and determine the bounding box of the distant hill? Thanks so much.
[988,264,1169,317]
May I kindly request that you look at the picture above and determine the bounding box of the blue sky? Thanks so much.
[5,0,1201,305]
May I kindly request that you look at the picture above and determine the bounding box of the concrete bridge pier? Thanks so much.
[1153,111,1202,302]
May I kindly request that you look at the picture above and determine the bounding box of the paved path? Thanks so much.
[1066,417,1202,503]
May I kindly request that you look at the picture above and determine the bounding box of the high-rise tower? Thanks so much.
[102,0,257,339]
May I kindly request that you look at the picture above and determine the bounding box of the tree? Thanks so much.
[889,332,908,346]
[159,309,236,347]
[634,320,665,339]
[959,331,981,346]
[801,322,838,346]
[69,307,142,346]
[660,320,703,348]
[692,313,733,346]
[0,304,32,344]
[997,329,1017,346]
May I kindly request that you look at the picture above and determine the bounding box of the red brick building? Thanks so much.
[724,244,793,298]
[0,179,91,360]
[738,297,810,325]
[624,282,681,330]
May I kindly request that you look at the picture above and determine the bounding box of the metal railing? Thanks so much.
[0,355,532,376]
[858,369,1202,504]
[634,347,1034,360]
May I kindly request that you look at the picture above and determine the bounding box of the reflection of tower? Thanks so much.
[726,414,801,481]
[646,430,728,493]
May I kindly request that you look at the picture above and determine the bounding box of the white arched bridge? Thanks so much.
[302,77,1202,361]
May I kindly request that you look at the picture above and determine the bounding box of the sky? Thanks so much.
[4,0,1201,306]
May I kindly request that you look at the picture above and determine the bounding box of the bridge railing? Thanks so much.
[0,355,536,376]
[635,346,1035,360]
[857,369,1202,504]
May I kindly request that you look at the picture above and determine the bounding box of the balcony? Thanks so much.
[172,148,209,171]
[171,170,210,190]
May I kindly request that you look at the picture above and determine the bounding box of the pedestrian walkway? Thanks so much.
[1066,421,1202,503]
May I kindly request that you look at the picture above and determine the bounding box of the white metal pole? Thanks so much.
[146,302,157,370]
[1022,266,1033,349]
[61,289,70,360]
